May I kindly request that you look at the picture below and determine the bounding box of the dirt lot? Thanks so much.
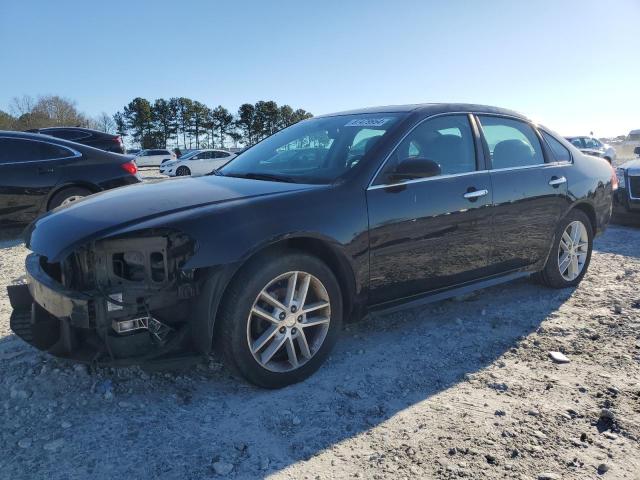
[1,170,639,479]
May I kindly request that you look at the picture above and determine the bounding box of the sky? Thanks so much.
[1,0,639,137]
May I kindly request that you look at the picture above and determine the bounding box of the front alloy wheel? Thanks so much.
[216,252,342,388]
[247,271,331,372]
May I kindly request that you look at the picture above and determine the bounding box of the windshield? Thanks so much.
[220,113,403,183]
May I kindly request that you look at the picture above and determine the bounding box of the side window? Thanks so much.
[0,139,74,164]
[478,116,544,169]
[541,132,572,163]
[376,115,476,183]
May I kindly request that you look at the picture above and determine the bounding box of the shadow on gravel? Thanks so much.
[593,224,640,259]
[610,210,640,229]
[1,276,575,479]
[0,227,24,249]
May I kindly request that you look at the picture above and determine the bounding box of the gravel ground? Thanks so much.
[1,169,639,479]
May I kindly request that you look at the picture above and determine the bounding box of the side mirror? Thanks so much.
[634,146,640,156]
[389,158,441,183]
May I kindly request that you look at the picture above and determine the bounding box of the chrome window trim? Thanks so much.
[367,110,567,190]
[538,128,575,164]
[490,160,571,173]
[367,111,500,188]
[367,169,490,191]
[0,136,82,165]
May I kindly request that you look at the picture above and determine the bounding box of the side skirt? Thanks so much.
[368,270,532,318]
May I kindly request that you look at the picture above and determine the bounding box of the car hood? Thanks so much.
[619,158,640,171]
[26,176,319,262]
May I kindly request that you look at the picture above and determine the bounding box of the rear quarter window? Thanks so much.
[542,132,572,163]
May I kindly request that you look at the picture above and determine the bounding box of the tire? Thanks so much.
[215,252,343,388]
[536,209,593,288]
[48,186,92,210]
[176,166,190,176]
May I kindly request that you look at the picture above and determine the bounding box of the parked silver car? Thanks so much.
[565,136,617,164]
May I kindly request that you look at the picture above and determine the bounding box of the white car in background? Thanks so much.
[564,136,617,164]
[134,149,176,167]
[159,149,236,177]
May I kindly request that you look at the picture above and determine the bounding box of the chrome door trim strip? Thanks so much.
[367,169,490,191]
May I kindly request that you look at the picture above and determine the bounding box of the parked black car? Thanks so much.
[614,146,640,213]
[0,131,140,224]
[26,127,126,154]
[7,104,615,388]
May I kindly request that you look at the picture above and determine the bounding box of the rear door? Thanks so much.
[0,137,75,223]
[209,151,234,171]
[476,115,570,272]
[366,114,494,305]
[190,151,214,175]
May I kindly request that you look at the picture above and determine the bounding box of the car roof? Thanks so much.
[0,130,68,141]
[316,103,529,121]
[36,126,110,135]
[0,130,115,155]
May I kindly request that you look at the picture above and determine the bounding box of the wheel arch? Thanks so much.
[44,181,101,211]
[195,234,359,354]
[569,200,598,234]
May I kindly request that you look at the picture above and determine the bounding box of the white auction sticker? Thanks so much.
[344,118,392,127]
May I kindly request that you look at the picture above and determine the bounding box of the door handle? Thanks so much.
[463,189,489,200]
[548,176,567,187]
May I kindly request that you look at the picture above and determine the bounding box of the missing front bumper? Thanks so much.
[7,254,196,365]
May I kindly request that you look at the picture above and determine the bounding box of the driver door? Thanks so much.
[366,114,493,305]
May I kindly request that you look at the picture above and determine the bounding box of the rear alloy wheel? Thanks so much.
[176,166,190,176]
[557,221,589,281]
[216,252,342,388]
[48,186,92,210]
[537,209,593,288]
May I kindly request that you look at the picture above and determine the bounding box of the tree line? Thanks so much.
[0,95,107,132]
[114,98,312,150]
[0,95,314,150]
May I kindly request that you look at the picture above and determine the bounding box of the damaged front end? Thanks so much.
[8,230,202,365]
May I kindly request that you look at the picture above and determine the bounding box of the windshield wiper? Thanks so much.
[225,172,299,183]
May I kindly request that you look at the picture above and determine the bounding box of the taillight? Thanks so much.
[610,164,619,191]
[121,161,138,175]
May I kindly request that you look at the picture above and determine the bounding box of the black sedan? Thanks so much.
[7,104,615,388]
[0,131,140,225]
[26,127,126,154]
[614,146,640,215]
